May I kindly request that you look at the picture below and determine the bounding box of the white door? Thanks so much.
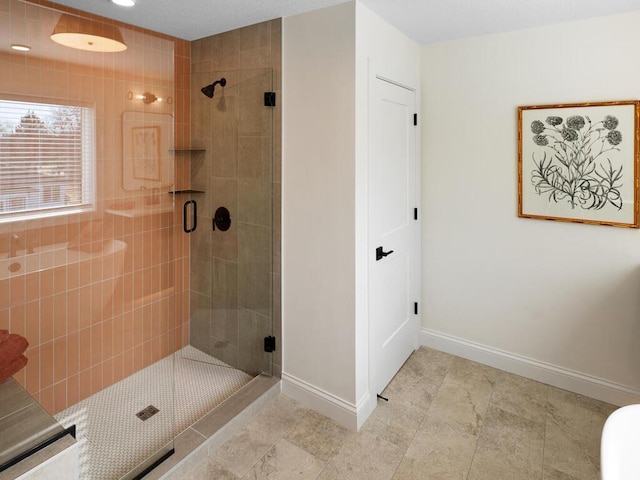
[369,77,418,396]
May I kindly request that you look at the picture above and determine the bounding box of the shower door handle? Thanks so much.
[183,200,197,233]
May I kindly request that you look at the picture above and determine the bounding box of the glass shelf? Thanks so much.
[168,189,205,194]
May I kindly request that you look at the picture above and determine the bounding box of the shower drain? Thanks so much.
[136,405,159,421]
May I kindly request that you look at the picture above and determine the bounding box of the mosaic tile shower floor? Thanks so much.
[55,346,252,480]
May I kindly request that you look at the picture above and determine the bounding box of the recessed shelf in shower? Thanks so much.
[169,148,207,194]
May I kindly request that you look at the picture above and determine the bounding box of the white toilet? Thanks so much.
[601,404,640,479]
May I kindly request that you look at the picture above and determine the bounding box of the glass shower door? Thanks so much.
[175,67,274,432]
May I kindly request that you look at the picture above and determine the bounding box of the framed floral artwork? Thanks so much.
[518,101,640,228]
[131,126,161,181]
[122,111,174,190]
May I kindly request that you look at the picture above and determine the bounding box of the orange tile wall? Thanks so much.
[0,0,191,414]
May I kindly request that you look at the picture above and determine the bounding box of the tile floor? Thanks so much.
[174,347,617,480]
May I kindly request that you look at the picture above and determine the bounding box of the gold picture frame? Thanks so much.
[518,101,640,228]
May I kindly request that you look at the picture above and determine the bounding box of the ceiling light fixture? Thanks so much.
[11,44,31,52]
[50,14,127,52]
[111,0,135,6]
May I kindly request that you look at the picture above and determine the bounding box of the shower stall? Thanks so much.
[0,1,280,478]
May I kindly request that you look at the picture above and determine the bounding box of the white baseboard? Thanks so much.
[281,372,376,431]
[420,328,640,407]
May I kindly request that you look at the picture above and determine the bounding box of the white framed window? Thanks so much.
[0,96,96,223]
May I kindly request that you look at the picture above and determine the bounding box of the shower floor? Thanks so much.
[54,346,252,480]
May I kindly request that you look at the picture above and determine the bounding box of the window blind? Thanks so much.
[0,98,95,223]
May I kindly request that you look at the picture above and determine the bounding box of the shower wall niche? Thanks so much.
[188,19,282,377]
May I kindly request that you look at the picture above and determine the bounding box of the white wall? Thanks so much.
[282,2,357,406]
[282,1,421,429]
[421,11,640,404]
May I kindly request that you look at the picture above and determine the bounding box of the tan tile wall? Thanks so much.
[189,19,282,376]
[0,0,190,414]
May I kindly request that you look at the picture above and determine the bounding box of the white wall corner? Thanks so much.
[281,372,376,431]
[421,328,640,407]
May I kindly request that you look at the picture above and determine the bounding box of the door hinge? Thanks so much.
[264,92,276,107]
[414,302,418,315]
[264,336,276,352]
[413,113,417,126]
[414,207,418,220]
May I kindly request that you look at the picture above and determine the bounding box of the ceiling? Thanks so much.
[49,0,640,44]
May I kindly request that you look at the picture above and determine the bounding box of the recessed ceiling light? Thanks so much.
[111,0,135,6]
[11,44,31,51]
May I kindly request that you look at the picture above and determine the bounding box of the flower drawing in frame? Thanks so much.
[132,126,161,181]
[518,101,640,228]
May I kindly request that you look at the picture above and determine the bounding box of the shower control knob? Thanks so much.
[212,207,231,231]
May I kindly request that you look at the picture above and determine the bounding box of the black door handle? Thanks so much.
[376,246,394,261]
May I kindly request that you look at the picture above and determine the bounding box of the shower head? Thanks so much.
[201,83,215,98]
[201,78,226,98]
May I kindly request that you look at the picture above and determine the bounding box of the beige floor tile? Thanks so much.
[392,457,469,480]
[543,465,582,480]
[183,351,618,480]
[401,346,453,382]
[399,416,478,478]
[247,394,310,444]
[426,381,488,436]
[490,372,549,423]
[317,431,404,480]
[467,404,545,480]
[544,386,615,480]
[380,369,437,413]
[180,459,241,480]
[420,357,499,437]
[547,387,615,444]
[210,428,274,478]
[242,439,325,480]
[445,357,501,392]
[285,409,351,462]
[548,387,617,418]
[543,419,601,480]
[211,395,309,477]
[360,399,425,450]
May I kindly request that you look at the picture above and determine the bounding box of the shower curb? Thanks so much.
[146,376,281,480]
